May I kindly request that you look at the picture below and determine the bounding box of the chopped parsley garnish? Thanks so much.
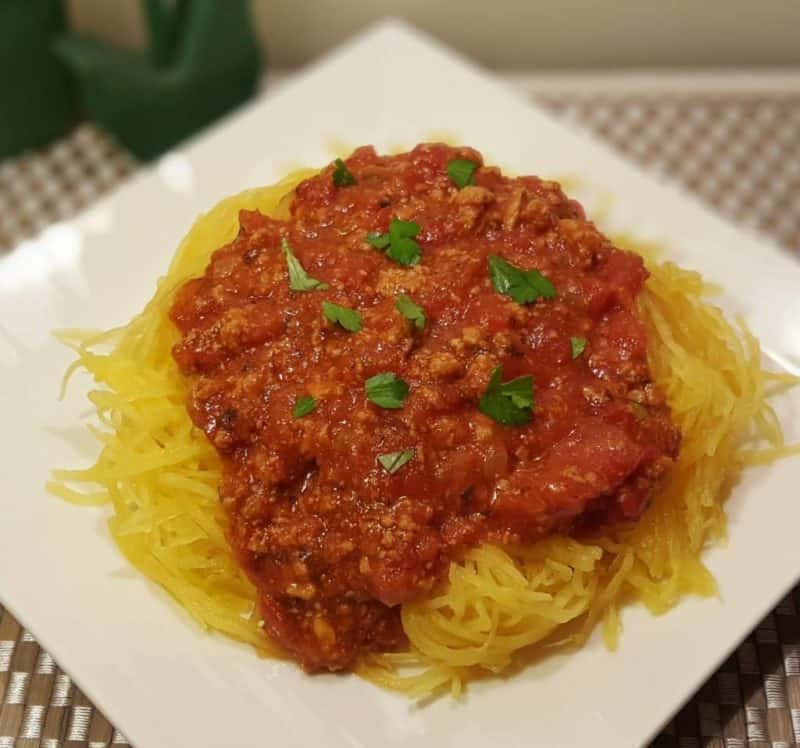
[322,301,362,332]
[478,365,534,426]
[447,158,478,189]
[292,395,317,419]
[570,336,587,359]
[365,372,409,409]
[488,254,556,305]
[281,238,329,292]
[367,218,421,266]
[332,158,356,187]
[377,449,415,474]
[367,232,391,249]
[395,294,426,330]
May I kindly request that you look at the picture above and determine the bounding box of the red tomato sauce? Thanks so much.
[169,144,680,671]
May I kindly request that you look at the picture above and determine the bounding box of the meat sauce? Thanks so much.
[169,144,680,671]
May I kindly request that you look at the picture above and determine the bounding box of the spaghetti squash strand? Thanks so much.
[365,256,798,695]
[50,174,313,659]
[52,176,798,699]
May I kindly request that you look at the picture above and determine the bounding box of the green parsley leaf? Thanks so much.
[365,372,409,409]
[390,218,420,237]
[332,158,356,187]
[281,238,329,292]
[447,158,478,189]
[478,365,534,426]
[488,255,556,305]
[388,236,421,266]
[366,218,422,266]
[292,395,317,419]
[387,219,421,266]
[395,294,426,330]
[570,336,587,359]
[367,232,391,249]
[322,301,363,332]
[377,449,415,474]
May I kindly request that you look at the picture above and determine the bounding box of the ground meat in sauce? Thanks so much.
[169,144,680,672]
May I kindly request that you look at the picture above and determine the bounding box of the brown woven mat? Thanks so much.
[1,90,799,747]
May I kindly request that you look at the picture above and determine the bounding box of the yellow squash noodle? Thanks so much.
[51,175,799,698]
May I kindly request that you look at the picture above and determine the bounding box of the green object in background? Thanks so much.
[0,0,76,161]
[56,0,262,161]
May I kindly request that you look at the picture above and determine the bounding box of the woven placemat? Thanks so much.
[1,89,798,748]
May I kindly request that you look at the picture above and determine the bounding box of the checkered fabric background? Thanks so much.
[541,94,800,254]
[0,126,136,252]
[1,89,799,747]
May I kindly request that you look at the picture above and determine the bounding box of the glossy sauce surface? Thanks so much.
[169,144,679,671]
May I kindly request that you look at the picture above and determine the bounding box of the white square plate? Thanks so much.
[1,21,799,748]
